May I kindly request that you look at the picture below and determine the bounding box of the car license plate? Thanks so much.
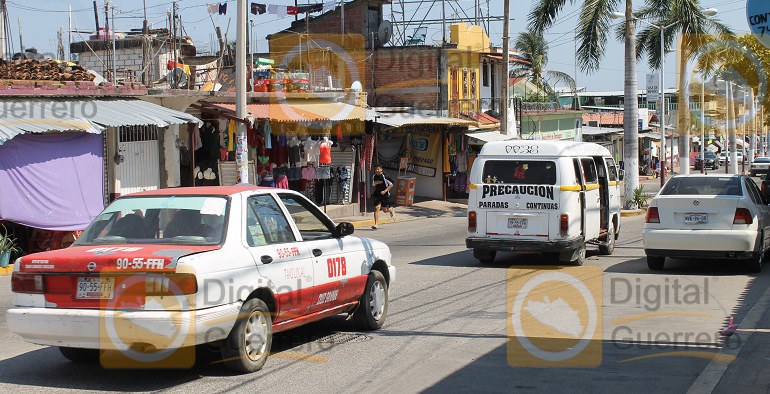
[76,277,115,299]
[508,218,528,229]
[684,213,708,224]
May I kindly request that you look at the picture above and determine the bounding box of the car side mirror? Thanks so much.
[618,169,625,181]
[335,222,355,238]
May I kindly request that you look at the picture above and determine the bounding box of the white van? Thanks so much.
[466,140,622,265]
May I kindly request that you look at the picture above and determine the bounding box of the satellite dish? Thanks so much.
[377,21,392,46]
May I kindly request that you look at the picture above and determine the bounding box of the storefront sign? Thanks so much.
[381,129,441,177]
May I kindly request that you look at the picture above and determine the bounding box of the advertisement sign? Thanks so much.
[646,73,660,102]
[381,129,441,177]
[748,0,770,49]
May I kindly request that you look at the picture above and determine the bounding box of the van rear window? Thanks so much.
[660,176,743,196]
[482,160,556,185]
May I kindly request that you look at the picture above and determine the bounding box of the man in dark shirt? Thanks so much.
[371,165,395,229]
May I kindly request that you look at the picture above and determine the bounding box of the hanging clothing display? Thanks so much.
[363,133,374,170]
[319,140,333,164]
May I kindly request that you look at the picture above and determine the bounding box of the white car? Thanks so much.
[7,186,395,373]
[750,157,770,177]
[643,174,770,272]
[718,151,744,164]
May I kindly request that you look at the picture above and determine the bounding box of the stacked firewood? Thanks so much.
[0,59,95,82]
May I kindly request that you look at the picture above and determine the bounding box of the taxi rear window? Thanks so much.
[482,160,556,185]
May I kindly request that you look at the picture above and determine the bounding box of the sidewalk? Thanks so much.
[335,198,468,228]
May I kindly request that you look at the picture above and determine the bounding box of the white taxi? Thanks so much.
[643,174,770,272]
[7,186,394,373]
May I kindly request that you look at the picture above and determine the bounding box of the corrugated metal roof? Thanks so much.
[0,98,201,145]
[366,111,477,127]
[211,101,366,123]
[465,130,515,143]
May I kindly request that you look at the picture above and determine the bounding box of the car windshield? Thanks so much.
[754,157,770,163]
[660,176,743,196]
[482,160,557,184]
[73,196,229,246]
[702,152,715,159]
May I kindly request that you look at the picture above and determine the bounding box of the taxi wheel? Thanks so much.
[473,248,496,264]
[354,270,389,331]
[58,347,101,363]
[221,298,273,373]
[599,223,616,255]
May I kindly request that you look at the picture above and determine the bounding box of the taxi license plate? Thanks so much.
[508,218,528,229]
[76,277,115,299]
[684,213,708,224]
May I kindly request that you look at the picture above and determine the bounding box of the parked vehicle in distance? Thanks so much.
[694,151,719,170]
[466,140,622,266]
[643,174,770,272]
[750,157,770,177]
[7,186,395,373]
[718,151,744,165]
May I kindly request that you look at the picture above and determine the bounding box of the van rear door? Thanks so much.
[478,159,559,238]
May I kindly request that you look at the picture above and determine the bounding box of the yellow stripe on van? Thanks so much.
[609,181,617,186]
[469,184,478,190]
[560,185,582,191]
[585,184,600,190]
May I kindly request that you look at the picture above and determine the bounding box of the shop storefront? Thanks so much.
[192,100,370,208]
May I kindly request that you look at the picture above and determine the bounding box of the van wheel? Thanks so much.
[560,243,586,266]
[599,223,616,255]
[474,248,496,264]
[220,298,273,373]
[647,256,665,270]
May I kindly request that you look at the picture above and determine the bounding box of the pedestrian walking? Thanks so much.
[371,165,395,229]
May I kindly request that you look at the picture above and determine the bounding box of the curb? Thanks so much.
[687,277,770,393]
[620,209,646,217]
[0,264,14,276]
[347,211,457,228]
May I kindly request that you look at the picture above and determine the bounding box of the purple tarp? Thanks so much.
[0,132,104,231]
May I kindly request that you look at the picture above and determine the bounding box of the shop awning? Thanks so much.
[465,130,515,143]
[0,98,202,145]
[367,111,478,128]
[211,101,366,123]
[581,126,623,136]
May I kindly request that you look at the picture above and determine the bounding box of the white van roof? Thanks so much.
[478,140,612,157]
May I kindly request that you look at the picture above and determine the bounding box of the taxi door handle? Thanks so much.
[312,249,323,257]
[260,255,273,264]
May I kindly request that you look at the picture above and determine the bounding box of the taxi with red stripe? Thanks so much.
[7,186,394,373]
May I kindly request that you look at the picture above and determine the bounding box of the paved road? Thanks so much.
[1,214,768,393]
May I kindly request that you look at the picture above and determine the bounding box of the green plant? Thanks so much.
[628,186,651,209]
[0,224,20,254]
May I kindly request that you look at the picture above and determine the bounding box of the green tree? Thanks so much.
[529,0,641,208]
[512,30,577,104]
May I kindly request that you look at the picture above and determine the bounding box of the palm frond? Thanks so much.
[575,0,621,73]
[528,0,571,33]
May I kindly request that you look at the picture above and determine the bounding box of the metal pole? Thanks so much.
[701,77,705,174]
[111,2,116,83]
[659,25,666,183]
[17,16,23,56]
[236,0,248,183]
[729,82,738,174]
[501,0,509,136]
[743,90,747,174]
[68,5,72,61]
[441,0,446,45]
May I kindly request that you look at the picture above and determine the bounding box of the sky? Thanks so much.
[5,0,752,91]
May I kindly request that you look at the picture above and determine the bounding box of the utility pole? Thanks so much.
[0,0,7,60]
[110,1,116,83]
[441,0,446,44]
[236,0,248,183]
[17,17,23,57]
[57,27,65,60]
[142,0,149,85]
[105,1,111,82]
[500,0,509,135]
[68,5,72,61]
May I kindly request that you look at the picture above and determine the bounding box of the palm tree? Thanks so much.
[512,30,577,105]
[530,0,640,209]
[626,3,733,174]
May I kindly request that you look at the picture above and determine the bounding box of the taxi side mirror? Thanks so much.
[335,222,355,238]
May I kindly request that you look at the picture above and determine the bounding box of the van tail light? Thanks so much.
[145,273,198,296]
[646,207,660,223]
[11,272,44,294]
[734,208,753,225]
[468,211,477,233]
[560,214,569,234]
